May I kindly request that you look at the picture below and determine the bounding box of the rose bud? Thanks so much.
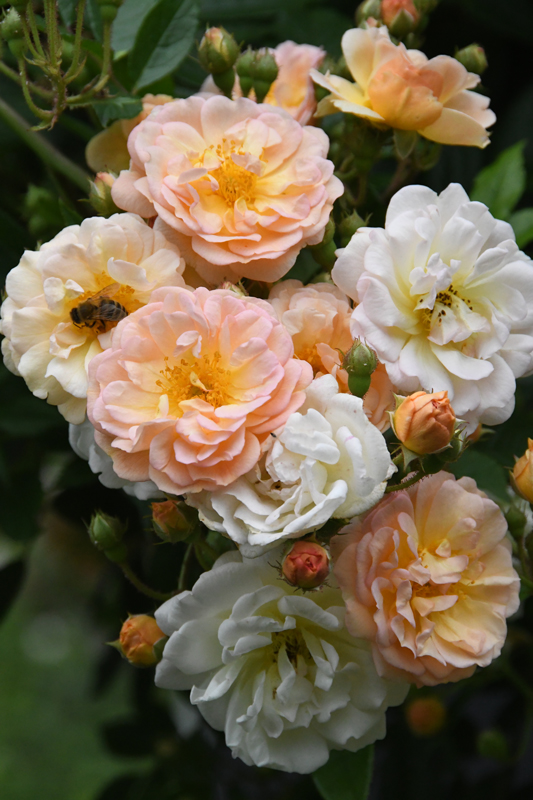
[88,172,119,217]
[405,696,446,737]
[393,391,455,455]
[198,26,239,97]
[88,511,127,563]
[381,0,419,27]
[342,339,378,398]
[115,614,167,668]
[512,439,533,503]
[455,44,488,76]
[282,540,330,590]
[152,499,198,543]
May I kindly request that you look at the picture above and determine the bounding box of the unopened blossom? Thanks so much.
[111,96,342,284]
[87,287,312,495]
[513,439,533,503]
[282,540,330,589]
[155,549,408,773]
[267,280,394,430]
[186,375,394,556]
[69,418,162,500]
[119,614,166,667]
[203,41,325,124]
[381,0,419,27]
[332,183,533,432]
[311,27,495,148]
[393,390,455,454]
[0,214,186,423]
[86,94,173,174]
[332,472,520,686]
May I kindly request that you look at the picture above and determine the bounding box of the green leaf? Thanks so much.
[57,0,78,26]
[509,208,533,249]
[449,450,509,502]
[111,0,161,55]
[128,0,200,91]
[85,0,104,43]
[90,96,144,126]
[313,746,374,800]
[470,141,526,220]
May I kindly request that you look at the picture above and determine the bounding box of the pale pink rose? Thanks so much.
[201,41,324,125]
[311,27,495,147]
[87,287,313,494]
[111,96,342,284]
[86,94,174,174]
[267,280,394,431]
[331,472,520,686]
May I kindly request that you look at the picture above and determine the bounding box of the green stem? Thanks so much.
[0,60,53,99]
[0,96,90,191]
[65,0,87,82]
[20,16,44,61]
[385,470,425,494]
[178,543,195,593]
[44,0,60,69]
[18,58,54,122]
[26,1,46,59]
[119,562,174,602]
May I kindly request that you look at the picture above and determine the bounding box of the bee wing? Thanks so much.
[94,303,127,321]
[88,282,122,301]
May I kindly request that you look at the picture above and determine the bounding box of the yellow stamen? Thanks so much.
[156,352,232,416]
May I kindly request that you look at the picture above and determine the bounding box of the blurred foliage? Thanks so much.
[1,0,533,798]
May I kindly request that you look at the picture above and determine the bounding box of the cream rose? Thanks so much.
[0,213,186,423]
[111,96,342,284]
[155,549,408,773]
[332,183,533,431]
[186,375,394,556]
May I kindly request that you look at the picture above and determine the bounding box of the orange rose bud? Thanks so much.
[512,439,533,503]
[118,615,166,667]
[393,390,455,455]
[282,540,330,589]
[151,499,197,542]
[405,696,446,737]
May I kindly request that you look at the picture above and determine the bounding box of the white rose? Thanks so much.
[69,418,163,501]
[0,213,186,423]
[332,183,533,432]
[186,375,394,557]
[155,549,408,774]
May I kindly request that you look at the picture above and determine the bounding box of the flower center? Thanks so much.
[210,139,257,205]
[420,285,474,330]
[296,344,324,374]
[156,352,232,416]
[271,629,311,666]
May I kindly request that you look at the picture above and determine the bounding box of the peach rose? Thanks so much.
[332,472,520,686]
[87,286,313,494]
[202,41,325,125]
[311,27,495,147]
[267,280,394,431]
[86,94,173,174]
[111,96,342,284]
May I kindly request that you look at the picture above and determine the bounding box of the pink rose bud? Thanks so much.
[381,0,419,27]
[393,390,455,454]
[512,439,533,503]
[118,615,166,668]
[282,540,330,589]
[405,696,446,737]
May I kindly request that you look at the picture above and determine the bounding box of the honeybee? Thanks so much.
[70,283,128,330]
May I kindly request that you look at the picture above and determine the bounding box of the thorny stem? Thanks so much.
[0,60,53,99]
[26,1,46,59]
[65,0,87,82]
[44,0,60,70]
[0,96,91,191]
[385,470,426,494]
[18,58,54,122]
[20,16,44,61]
[119,561,174,602]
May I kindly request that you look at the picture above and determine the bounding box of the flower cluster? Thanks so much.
[1,12,528,779]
